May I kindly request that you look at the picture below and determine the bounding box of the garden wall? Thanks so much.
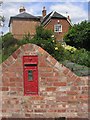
[0,44,89,119]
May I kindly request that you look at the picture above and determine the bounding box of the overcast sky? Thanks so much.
[0,0,89,35]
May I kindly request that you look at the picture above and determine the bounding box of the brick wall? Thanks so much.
[11,19,40,40]
[0,44,89,119]
[44,19,70,41]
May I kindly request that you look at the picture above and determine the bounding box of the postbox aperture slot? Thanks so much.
[24,64,37,67]
[28,70,33,81]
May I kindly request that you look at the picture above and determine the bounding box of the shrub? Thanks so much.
[18,33,31,45]
[2,32,17,49]
[1,32,19,62]
[64,20,90,51]
[71,48,90,67]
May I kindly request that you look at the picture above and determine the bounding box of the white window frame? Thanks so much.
[54,24,62,32]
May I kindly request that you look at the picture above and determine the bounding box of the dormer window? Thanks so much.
[54,24,62,32]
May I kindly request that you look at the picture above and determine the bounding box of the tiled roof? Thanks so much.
[13,12,39,19]
[52,11,66,19]
[41,11,67,26]
[9,11,71,27]
[9,12,40,27]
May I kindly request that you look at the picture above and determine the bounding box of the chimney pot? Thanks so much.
[19,6,26,13]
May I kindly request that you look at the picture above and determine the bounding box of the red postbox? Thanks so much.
[23,56,38,95]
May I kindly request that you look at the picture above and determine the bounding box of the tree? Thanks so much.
[0,1,5,27]
[64,20,90,51]
[2,32,18,56]
[28,25,57,55]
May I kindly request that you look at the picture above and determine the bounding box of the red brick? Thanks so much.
[47,55,57,66]
[4,59,11,67]
[46,77,58,81]
[34,109,46,112]
[15,82,23,87]
[39,57,49,67]
[82,86,88,91]
[56,96,68,102]
[12,52,17,59]
[27,109,33,112]
[10,82,16,87]
[39,67,53,72]
[38,47,45,55]
[57,109,66,112]
[2,87,9,91]
[75,77,81,82]
[79,95,88,99]
[25,114,31,117]
[54,82,66,86]
[67,71,73,77]
[3,82,10,86]
[67,91,78,95]
[2,63,7,69]
[63,68,70,75]
[7,56,14,63]
[31,96,44,100]
[40,72,53,77]
[48,109,57,112]
[46,87,56,91]
[10,78,16,82]
[71,74,77,80]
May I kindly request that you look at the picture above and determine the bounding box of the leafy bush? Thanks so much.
[71,48,90,67]
[1,32,19,62]
[19,25,57,56]
[1,27,90,69]
[64,20,90,51]
[62,60,90,76]
[18,33,31,45]
[60,46,90,67]
[2,32,17,49]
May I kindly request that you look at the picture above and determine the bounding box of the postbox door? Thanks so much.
[24,66,38,95]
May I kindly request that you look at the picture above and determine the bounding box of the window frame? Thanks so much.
[54,24,62,33]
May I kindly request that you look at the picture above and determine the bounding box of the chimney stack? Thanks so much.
[19,6,26,13]
[42,6,46,17]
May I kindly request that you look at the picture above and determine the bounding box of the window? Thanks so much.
[54,24,62,32]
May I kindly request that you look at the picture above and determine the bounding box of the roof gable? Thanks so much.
[52,11,66,19]
[41,11,67,26]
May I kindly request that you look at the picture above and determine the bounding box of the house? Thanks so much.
[9,6,72,41]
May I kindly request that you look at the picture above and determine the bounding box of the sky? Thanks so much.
[0,0,89,35]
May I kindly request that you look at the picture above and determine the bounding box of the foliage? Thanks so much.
[18,32,31,45]
[19,25,57,56]
[61,47,90,67]
[1,32,19,62]
[2,32,17,49]
[64,20,90,51]
[70,48,90,67]
[62,44,77,53]
[62,60,90,76]
[1,26,90,70]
